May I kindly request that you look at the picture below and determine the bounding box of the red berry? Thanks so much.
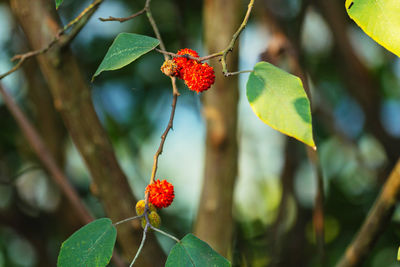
[145,179,175,209]
[170,48,215,93]
[173,49,199,79]
[183,63,215,93]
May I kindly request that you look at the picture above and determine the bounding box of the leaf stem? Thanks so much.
[129,223,148,267]
[149,225,181,243]
[113,215,143,226]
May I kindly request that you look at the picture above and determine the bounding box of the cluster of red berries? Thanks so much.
[145,179,175,209]
[161,48,215,93]
[135,179,174,229]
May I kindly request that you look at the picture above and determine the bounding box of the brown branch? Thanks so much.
[336,159,400,267]
[0,83,93,224]
[0,0,102,81]
[220,0,254,75]
[149,94,178,185]
[10,0,165,264]
[0,57,25,80]
[1,76,131,267]
[99,0,181,217]
[99,8,146,22]
[144,0,180,203]
[101,0,255,77]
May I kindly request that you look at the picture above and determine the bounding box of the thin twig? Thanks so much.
[0,0,102,81]
[144,0,180,204]
[155,48,222,62]
[129,223,148,267]
[0,58,26,80]
[99,8,146,22]
[113,215,143,226]
[220,0,255,74]
[149,225,181,243]
[149,94,178,186]
[224,70,252,76]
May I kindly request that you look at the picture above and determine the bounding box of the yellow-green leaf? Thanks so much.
[345,0,400,57]
[246,62,316,148]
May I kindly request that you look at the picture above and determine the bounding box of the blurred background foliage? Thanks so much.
[0,0,400,266]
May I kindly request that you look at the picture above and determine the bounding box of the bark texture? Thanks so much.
[194,0,240,257]
[10,0,165,264]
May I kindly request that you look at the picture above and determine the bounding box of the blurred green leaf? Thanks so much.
[93,33,160,80]
[57,218,116,267]
[345,0,400,57]
[246,61,315,148]
[165,234,231,267]
[55,0,63,9]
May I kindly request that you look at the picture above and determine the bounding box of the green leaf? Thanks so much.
[345,0,400,57]
[246,61,315,148]
[55,0,63,9]
[57,218,117,267]
[398,246,400,261]
[92,33,160,80]
[165,234,231,267]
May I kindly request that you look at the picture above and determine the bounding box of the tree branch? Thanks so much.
[0,83,93,224]
[0,0,102,81]
[220,0,254,75]
[99,8,146,22]
[10,0,165,264]
[149,94,178,186]
[336,159,400,267]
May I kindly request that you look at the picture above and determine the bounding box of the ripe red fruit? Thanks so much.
[183,63,215,93]
[145,179,175,209]
[173,48,199,79]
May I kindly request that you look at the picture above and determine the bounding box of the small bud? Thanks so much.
[161,60,179,77]
[141,211,161,230]
[136,200,145,216]
[148,211,161,228]
[135,200,156,216]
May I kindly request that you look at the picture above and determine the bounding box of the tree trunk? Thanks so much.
[194,0,240,257]
[10,0,165,264]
